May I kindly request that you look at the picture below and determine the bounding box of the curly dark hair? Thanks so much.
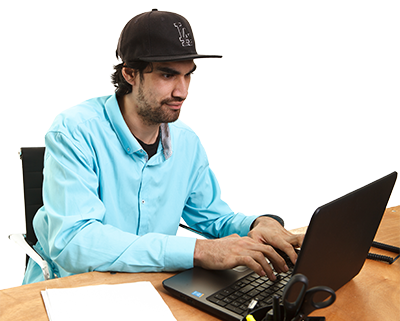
[111,61,153,97]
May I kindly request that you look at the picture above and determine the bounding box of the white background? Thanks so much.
[0,0,400,282]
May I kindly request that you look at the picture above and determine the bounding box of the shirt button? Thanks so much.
[141,200,145,204]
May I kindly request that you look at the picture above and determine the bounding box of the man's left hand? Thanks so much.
[248,216,304,267]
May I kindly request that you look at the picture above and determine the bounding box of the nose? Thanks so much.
[172,76,190,100]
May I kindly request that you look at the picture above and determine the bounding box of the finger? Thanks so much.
[240,253,276,280]
[266,232,304,265]
[292,233,305,248]
[284,234,304,264]
[263,247,289,274]
[248,244,287,277]
[233,240,277,279]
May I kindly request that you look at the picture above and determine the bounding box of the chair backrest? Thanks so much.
[20,147,45,249]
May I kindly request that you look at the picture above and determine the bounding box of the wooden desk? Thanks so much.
[308,205,400,320]
[1,206,399,321]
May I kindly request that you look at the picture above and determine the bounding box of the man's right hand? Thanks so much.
[193,234,289,281]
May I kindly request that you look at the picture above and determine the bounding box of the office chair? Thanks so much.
[8,147,50,280]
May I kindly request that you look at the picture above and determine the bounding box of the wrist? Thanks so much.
[193,239,208,267]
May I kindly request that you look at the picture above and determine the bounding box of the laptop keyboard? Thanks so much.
[206,270,292,316]
[206,248,297,317]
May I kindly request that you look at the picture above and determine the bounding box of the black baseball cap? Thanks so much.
[116,9,222,62]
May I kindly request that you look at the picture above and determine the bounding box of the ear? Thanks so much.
[121,67,137,86]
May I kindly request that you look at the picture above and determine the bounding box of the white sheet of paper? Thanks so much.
[41,281,176,321]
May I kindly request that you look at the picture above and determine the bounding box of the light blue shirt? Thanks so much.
[23,94,258,284]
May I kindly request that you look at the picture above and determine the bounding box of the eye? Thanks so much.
[162,73,174,79]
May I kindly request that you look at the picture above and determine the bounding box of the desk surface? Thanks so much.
[1,206,399,321]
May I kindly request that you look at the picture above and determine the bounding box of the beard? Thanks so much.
[136,84,183,126]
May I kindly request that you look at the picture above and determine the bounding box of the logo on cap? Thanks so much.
[173,22,193,47]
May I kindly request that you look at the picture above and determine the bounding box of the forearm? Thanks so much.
[46,221,197,274]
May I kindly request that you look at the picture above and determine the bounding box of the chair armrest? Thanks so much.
[8,233,50,280]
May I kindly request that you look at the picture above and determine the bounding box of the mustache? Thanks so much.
[161,97,185,105]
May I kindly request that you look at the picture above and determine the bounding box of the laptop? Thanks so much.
[163,172,397,321]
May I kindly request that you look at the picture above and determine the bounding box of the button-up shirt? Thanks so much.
[23,94,258,284]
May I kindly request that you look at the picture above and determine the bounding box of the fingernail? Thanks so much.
[284,264,289,272]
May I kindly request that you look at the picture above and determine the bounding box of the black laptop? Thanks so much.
[163,172,397,321]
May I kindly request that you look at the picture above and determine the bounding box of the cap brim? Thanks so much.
[138,54,222,62]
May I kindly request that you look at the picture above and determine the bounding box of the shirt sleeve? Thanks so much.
[34,131,196,276]
[182,147,259,239]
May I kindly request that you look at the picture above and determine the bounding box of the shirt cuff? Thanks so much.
[164,235,197,270]
[250,214,285,230]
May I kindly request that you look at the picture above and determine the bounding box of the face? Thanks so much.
[133,60,196,126]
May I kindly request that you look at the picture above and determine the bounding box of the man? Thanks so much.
[23,9,303,284]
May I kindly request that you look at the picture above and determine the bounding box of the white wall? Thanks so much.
[349,90,400,195]
[1,1,398,290]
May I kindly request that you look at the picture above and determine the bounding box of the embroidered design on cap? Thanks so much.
[173,22,193,47]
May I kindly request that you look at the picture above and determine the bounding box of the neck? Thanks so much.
[118,94,160,145]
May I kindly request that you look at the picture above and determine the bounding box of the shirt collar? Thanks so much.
[105,94,172,160]
[160,123,172,160]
